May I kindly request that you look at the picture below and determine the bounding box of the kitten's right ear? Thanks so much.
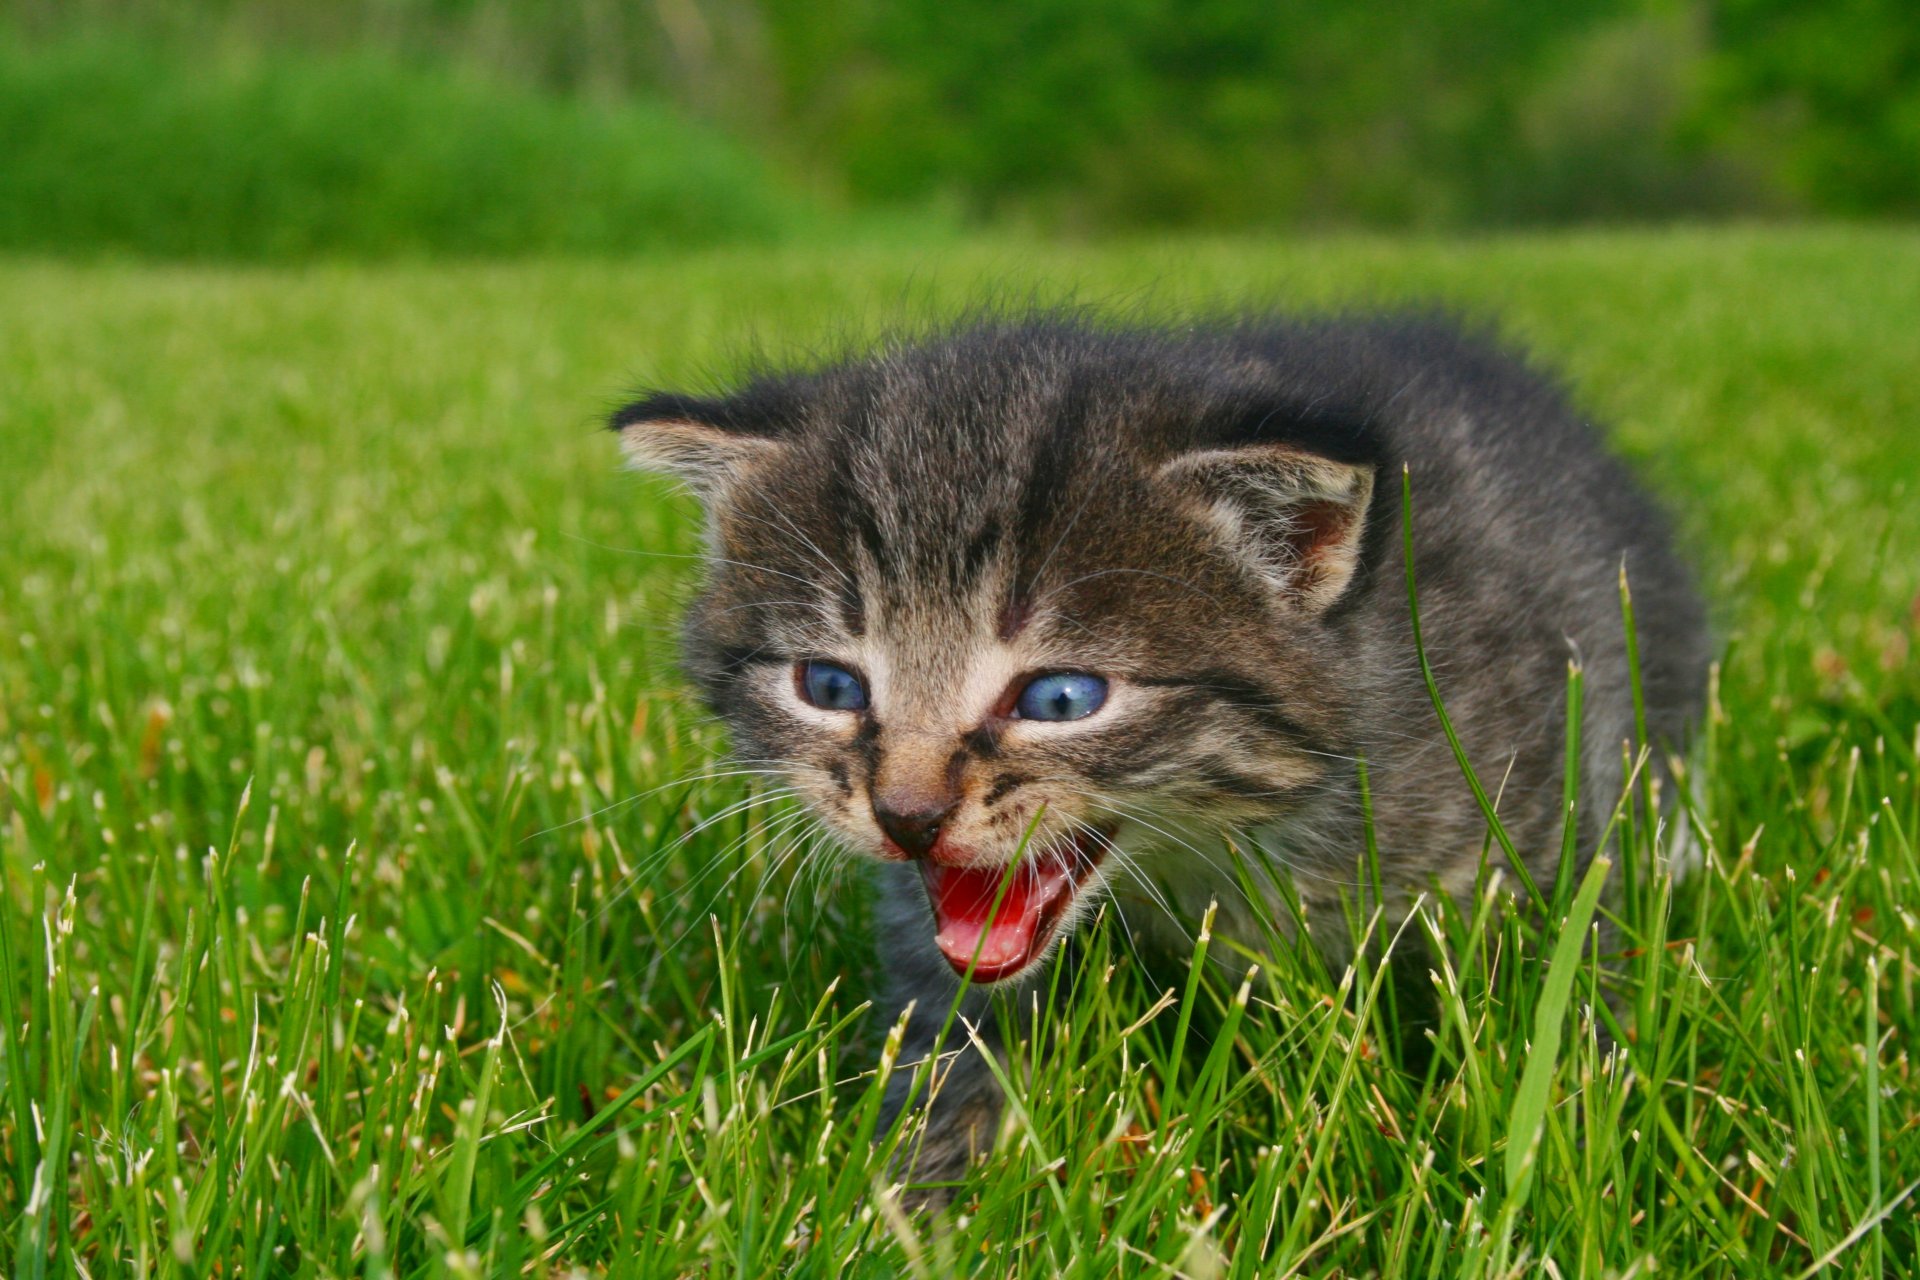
[1158,443,1376,613]
[610,392,789,503]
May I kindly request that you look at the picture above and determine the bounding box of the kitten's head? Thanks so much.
[616,319,1390,982]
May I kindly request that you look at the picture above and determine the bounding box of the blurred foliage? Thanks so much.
[0,32,814,257]
[0,0,1916,254]
[763,0,1760,228]
[1702,0,1920,215]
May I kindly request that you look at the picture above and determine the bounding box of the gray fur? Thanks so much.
[612,313,1709,1197]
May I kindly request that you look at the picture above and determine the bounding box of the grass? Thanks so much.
[0,32,821,259]
[1,226,1917,1275]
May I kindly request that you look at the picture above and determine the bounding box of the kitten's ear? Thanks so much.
[610,392,789,503]
[1159,444,1375,612]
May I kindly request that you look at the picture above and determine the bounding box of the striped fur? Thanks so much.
[612,313,1709,1193]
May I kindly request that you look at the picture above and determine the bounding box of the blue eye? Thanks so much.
[1013,672,1108,722]
[798,660,868,711]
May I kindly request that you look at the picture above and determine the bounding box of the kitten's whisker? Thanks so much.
[591,788,807,921]
[1095,888,1154,974]
[643,808,817,923]
[651,785,803,856]
[721,468,859,594]
[1026,481,1105,601]
[558,534,826,590]
[709,599,828,619]
[1077,785,1317,893]
[678,810,823,930]
[1052,809,1189,930]
[1108,850,1195,950]
[664,789,808,869]
[1062,816,1189,952]
[732,823,817,923]
[651,814,821,956]
[1065,791,1222,861]
[785,823,848,921]
[524,766,796,843]
[1094,833,1205,964]
[768,504,858,594]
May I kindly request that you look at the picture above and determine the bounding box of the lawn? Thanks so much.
[1,228,1917,1276]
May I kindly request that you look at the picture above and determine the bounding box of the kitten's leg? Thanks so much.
[872,862,1006,1204]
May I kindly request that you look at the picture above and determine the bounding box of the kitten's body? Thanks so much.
[613,314,1708,1191]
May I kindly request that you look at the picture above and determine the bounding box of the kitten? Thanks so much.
[611,313,1708,1192]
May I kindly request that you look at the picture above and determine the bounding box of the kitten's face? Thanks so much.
[619,325,1381,982]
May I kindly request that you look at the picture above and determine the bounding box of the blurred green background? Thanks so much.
[3,0,1916,257]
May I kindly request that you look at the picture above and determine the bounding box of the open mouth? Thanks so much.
[918,826,1113,982]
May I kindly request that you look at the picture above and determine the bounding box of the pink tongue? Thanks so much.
[926,861,1052,974]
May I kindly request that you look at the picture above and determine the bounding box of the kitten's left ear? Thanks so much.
[1159,444,1375,612]
[610,392,790,504]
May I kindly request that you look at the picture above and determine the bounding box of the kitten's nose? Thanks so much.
[873,797,957,859]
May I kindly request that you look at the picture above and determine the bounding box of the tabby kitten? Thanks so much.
[612,314,1708,1190]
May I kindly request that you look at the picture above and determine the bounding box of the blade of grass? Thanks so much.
[1400,466,1544,911]
[1504,853,1611,1202]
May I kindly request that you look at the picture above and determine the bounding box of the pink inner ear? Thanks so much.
[1291,499,1355,564]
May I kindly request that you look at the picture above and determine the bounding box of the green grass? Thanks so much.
[1,227,1917,1275]
[0,33,821,259]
